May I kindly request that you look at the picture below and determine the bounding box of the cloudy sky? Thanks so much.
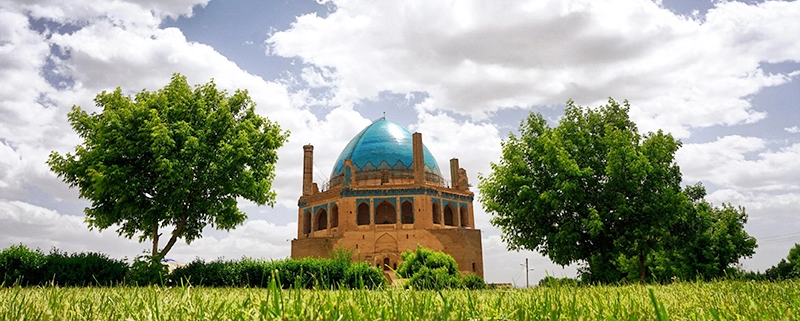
[1,0,799,284]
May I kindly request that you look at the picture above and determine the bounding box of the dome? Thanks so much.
[330,118,442,179]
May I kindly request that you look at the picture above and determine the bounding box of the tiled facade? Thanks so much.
[291,118,484,278]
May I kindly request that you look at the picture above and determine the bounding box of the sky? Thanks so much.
[1,0,799,285]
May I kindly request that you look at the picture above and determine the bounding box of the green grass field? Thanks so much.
[1,280,798,320]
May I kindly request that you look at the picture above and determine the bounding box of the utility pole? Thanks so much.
[520,258,534,288]
[525,258,529,288]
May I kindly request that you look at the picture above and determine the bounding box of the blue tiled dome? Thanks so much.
[331,118,442,178]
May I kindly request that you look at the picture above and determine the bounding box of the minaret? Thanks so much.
[302,144,314,195]
[450,158,460,190]
[412,133,424,184]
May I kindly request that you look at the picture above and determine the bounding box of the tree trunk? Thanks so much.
[152,222,160,258]
[159,211,188,258]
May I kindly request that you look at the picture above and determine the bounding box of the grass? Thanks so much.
[1,280,798,320]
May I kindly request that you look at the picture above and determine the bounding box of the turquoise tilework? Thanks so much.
[330,118,442,177]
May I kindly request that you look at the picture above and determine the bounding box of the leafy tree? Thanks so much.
[48,74,288,259]
[397,246,463,290]
[479,98,686,283]
[764,243,800,280]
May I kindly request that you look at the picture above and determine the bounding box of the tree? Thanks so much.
[48,74,288,259]
[478,98,686,283]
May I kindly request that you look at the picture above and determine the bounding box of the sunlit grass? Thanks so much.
[1,280,798,320]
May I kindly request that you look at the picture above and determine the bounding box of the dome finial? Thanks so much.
[382,111,386,119]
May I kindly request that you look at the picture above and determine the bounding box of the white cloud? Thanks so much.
[0,200,297,262]
[268,0,800,137]
[2,0,209,21]
[786,126,800,133]
[678,136,800,191]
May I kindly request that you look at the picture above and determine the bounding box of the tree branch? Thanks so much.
[159,208,188,258]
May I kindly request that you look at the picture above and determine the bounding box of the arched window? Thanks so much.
[460,206,468,227]
[357,202,370,225]
[401,201,414,224]
[383,257,390,271]
[330,204,339,228]
[444,204,455,226]
[375,201,397,224]
[315,208,327,231]
[432,201,441,224]
[302,210,311,234]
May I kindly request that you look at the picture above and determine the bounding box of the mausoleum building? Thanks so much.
[291,118,484,278]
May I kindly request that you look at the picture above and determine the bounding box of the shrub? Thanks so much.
[463,274,486,290]
[0,244,47,286]
[43,249,128,286]
[126,254,168,286]
[538,276,581,287]
[397,246,463,290]
[169,256,385,290]
[343,262,386,289]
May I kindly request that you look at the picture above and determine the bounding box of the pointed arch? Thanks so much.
[401,200,414,224]
[444,204,455,226]
[315,208,327,231]
[432,201,441,224]
[375,200,397,224]
[460,205,468,227]
[331,204,339,228]
[357,202,370,225]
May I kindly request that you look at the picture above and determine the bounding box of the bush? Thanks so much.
[126,254,168,286]
[397,246,464,290]
[343,262,386,289]
[538,276,581,287]
[169,256,385,290]
[0,244,47,286]
[463,274,486,290]
[43,249,128,286]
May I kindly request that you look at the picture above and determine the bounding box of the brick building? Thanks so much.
[291,118,484,278]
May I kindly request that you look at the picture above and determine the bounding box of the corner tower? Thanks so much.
[291,118,484,278]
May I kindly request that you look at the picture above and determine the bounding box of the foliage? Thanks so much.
[169,256,385,289]
[42,249,128,286]
[0,244,46,286]
[126,253,168,286]
[479,98,756,283]
[397,246,463,290]
[47,73,288,258]
[1,245,128,287]
[764,243,800,280]
[648,182,757,282]
[2,281,799,319]
[462,274,486,290]
[537,276,581,287]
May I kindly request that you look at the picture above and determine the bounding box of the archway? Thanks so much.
[375,200,396,224]
[383,257,390,271]
[330,204,339,228]
[357,202,370,225]
[315,208,327,231]
[401,201,414,224]
[460,205,468,227]
[432,201,441,224]
[444,204,455,226]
